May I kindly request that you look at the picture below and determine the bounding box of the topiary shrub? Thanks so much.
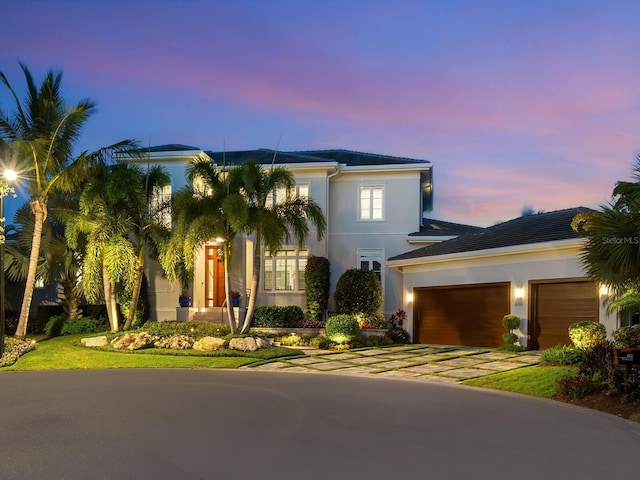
[612,324,640,348]
[502,314,520,331]
[305,256,330,321]
[325,314,360,343]
[502,332,518,345]
[568,321,607,350]
[334,268,382,315]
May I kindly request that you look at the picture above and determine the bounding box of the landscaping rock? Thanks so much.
[81,336,108,347]
[154,335,194,350]
[111,332,154,350]
[229,337,258,352]
[193,336,226,351]
[255,337,272,349]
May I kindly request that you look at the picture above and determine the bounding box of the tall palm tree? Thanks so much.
[230,161,326,333]
[0,63,137,337]
[572,155,640,303]
[160,158,248,332]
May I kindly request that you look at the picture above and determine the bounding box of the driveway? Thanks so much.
[1,369,639,479]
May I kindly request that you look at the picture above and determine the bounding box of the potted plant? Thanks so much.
[231,290,241,307]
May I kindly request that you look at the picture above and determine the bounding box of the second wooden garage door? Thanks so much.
[529,280,598,350]
[414,283,510,347]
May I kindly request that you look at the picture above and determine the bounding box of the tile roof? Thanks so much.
[409,218,483,237]
[389,207,594,261]
[289,149,431,166]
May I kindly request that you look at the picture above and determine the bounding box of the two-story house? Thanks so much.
[130,144,448,323]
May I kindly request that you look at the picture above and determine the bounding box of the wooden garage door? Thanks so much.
[529,280,598,350]
[414,283,510,347]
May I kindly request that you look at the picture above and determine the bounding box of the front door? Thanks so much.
[204,246,226,307]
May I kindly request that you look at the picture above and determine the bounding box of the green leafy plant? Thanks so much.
[611,324,640,348]
[568,321,607,350]
[386,327,410,344]
[45,315,67,338]
[305,256,330,321]
[334,269,382,315]
[358,312,387,329]
[325,314,360,343]
[556,374,592,399]
[502,332,518,345]
[540,345,584,365]
[61,317,107,336]
[501,314,520,347]
[141,320,230,339]
[251,305,304,328]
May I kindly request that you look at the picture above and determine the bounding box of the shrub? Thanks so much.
[578,343,622,392]
[325,314,360,343]
[45,315,67,338]
[33,304,65,334]
[251,305,304,328]
[298,319,325,328]
[502,332,518,345]
[0,337,36,367]
[386,327,410,344]
[540,345,584,365]
[502,314,520,331]
[611,324,640,349]
[359,312,387,329]
[568,321,607,350]
[278,334,302,346]
[556,374,592,399]
[388,309,406,328]
[141,321,230,339]
[4,310,19,335]
[305,256,330,321]
[61,317,107,336]
[334,269,382,315]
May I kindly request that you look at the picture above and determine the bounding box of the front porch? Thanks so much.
[174,306,246,326]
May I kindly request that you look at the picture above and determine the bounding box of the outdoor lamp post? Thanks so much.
[0,168,16,359]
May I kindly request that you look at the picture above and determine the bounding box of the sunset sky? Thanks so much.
[2,0,639,227]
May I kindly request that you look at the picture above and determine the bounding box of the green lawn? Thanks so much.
[463,365,577,398]
[1,334,300,371]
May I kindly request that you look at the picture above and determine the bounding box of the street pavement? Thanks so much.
[1,368,639,479]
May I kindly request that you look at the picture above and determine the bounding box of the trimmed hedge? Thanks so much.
[251,305,304,328]
[334,268,382,315]
[325,314,360,343]
[141,321,230,339]
[568,321,607,350]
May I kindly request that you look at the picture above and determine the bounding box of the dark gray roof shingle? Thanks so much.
[390,207,594,262]
[410,219,483,237]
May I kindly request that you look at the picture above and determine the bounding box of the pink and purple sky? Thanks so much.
[2,0,639,227]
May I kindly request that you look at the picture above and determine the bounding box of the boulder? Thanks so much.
[229,337,258,352]
[81,336,108,347]
[193,336,226,351]
[255,337,272,349]
[154,335,194,350]
[111,332,154,350]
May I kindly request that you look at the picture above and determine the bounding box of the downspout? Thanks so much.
[325,166,341,256]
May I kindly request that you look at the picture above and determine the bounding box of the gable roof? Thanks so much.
[410,218,483,237]
[389,207,594,262]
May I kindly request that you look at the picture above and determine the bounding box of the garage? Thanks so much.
[413,282,510,347]
[529,279,598,350]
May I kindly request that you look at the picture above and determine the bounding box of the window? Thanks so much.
[264,248,308,291]
[359,249,383,285]
[266,184,309,207]
[359,185,384,221]
[151,184,172,227]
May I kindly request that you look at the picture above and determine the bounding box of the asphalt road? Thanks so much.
[1,369,639,479]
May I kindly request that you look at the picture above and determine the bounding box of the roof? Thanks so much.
[389,207,594,262]
[144,145,430,167]
[409,218,484,237]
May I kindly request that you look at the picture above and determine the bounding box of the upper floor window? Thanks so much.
[359,185,384,221]
[263,247,309,291]
[151,184,172,228]
[359,248,383,285]
[266,184,309,207]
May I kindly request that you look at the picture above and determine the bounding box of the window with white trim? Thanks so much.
[264,247,309,291]
[266,184,309,207]
[151,184,172,228]
[359,185,384,221]
[359,249,383,285]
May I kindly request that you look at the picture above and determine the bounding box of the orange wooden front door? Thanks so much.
[204,246,226,307]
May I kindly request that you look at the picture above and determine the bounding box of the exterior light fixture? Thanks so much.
[514,287,525,306]
[599,284,610,296]
[406,292,414,303]
[0,169,17,358]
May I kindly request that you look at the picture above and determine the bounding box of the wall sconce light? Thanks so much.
[514,287,525,306]
[406,292,414,303]
[599,284,610,296]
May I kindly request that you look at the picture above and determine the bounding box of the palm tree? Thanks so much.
[160,158,248,332]
[4,202,84,319]
[572,155,640,303]
[230,161,326,333]
[0,63,137,337]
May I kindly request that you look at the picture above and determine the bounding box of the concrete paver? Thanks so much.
[475,361,528,371]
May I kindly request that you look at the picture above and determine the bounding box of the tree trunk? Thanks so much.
[15,198,47,339]
[241,238,260,333]
[123,248,144,331]
[61,277,80,319]
[223,242,237,333]
[103,262,119,332]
